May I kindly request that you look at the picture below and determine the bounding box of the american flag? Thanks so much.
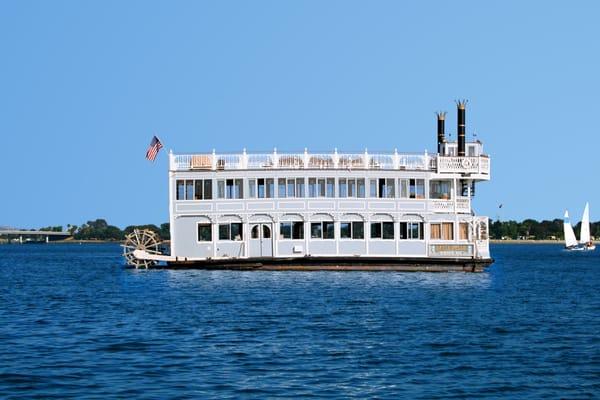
[145,136,163,161]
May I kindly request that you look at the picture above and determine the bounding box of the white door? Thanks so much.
[249,224,273,257]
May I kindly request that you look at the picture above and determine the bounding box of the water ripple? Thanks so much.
[0,243,599,398]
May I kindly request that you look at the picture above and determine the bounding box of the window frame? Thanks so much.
[429,179,452,200]
[429,222,454,241]
[340,221,365,240]
[310,221,335,240]
[218,222,243,241]
[409,179,425,199]
[370,221,395,240]
[399,222,424,240]
[193,179,213,200]
[279,221,304,240]
[197,223,212,242]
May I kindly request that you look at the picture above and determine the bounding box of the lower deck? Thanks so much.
[164,255,493,272]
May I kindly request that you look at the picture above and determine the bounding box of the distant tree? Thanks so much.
[123,224,161,238]
[39,226,63,232]
[159,223,170,240]
[74,219,123,240]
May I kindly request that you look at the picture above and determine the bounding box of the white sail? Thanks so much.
[563,210,578,248]
[580,202,591,244]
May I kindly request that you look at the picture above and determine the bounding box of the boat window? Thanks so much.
[217,180,225,199]
[218,224,229,240]
[197,224,212,242]
[248,179,256,198]
[296,178,305,197]
[218,179,243,199]
[278,178,303,198]
[459,223,469,240]
[278,178,287,198]
[308,178,317,197]
[204,180,212,200]
[400,222,424,240]
[340,178,366,198]
[251,225,260,239]
[193,179,213,200]
[340,222,351,239]
[370,178,395,198]
[467,145,477,157]
[287,179,295,197]
[280,222,304,239]
[370,222,394,239]
[185,180,194,200]
[429,180,452,200]
[218,223,243,241]
[308,178,334,197]
[226,179,234,198]
[262,225,271,239]
[339,178,347,198]
[399,179,409,198]
[430,222,453,240]
[409,179,425,199]
[311,222,334,239]
[257,178,274,198]
[327,178,335,197]
[176,180,185,200]
[352,222,364,239]
[340,222,364,239]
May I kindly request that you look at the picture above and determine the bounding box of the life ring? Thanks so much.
[461,158,472,169]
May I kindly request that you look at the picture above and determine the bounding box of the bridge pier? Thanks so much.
[19,235,23,244]
[46,235,49,243]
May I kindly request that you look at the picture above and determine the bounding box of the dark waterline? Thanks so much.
[0,244,598,398]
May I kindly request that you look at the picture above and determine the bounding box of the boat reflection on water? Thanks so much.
[161,269,492,291]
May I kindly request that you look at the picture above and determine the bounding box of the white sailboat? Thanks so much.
[563,204,596,251]
[579,202,596,250]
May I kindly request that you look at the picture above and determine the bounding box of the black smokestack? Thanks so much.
[457,100,467,157]
[436,111,446,154]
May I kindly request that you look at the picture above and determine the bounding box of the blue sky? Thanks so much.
[1,1,599,229]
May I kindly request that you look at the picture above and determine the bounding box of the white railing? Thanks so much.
[437,156,490,175]
[429,197,471,213]
[171,151,490,174]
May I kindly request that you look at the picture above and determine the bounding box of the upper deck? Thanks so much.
[170,146,490,178]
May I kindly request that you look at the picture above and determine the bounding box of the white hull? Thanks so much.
[565,244,596,252]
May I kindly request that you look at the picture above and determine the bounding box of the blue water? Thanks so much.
[0,244,598,398]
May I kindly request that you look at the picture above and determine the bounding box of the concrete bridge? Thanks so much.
[0,230,72,243]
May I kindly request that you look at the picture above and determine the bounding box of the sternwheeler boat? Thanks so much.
[123,101,494,271]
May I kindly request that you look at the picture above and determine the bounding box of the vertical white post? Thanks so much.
[211,149,217,170]
[273,148,279,169]
[169,170,176,257]
[273,218,279,257]
[304,148,309,169]
[46,236,49,243]
[304,220,309,256]
[19,236,23,244]
[364,148,369,169]
[212,222,217,258]
[333,148,339,169]
[365,216,369,256]
[393,148,399,170]
[242,148,248,169]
